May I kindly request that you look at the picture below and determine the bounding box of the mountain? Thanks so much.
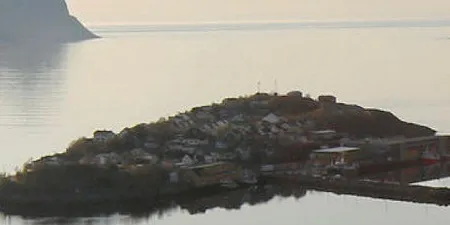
[0,0,98,42]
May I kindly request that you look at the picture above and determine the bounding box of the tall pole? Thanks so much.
[274,79,278,94]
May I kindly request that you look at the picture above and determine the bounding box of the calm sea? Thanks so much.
[1,20,450,224]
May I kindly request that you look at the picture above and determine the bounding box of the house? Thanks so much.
[204,155,216,163]
[91,152,123,166]
[262,113,281,124]
[310,146,360,168]
[130,148,159,164]
[176,155,195,167]
[287,91,303,97]
[93,130,116,143]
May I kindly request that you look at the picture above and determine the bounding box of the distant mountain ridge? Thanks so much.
[0,0,98,42]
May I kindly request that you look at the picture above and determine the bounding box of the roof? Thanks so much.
[262,113,280,124]
[187,161,228,169]
[381,136,442,145]
[313,146,359,153]
[310,130,336,135]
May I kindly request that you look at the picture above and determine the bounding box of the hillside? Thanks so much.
[0,0,98,42]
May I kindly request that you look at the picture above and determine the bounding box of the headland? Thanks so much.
[0,0,98,42]
[1,91,449,216]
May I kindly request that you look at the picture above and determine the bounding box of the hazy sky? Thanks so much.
[67,0,450,25]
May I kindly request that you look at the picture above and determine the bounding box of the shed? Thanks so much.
[311,146,360,166]
[318,95,337,103]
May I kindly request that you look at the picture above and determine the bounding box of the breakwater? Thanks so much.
[263,175,450,206]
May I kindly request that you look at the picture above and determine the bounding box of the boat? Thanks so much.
[421,149,441,165]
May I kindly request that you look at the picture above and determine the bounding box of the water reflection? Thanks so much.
[2,162,449,224]
[362,162,450,186]
[0,184,306,224]
[0,42,68,127]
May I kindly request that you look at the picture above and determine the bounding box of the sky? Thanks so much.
[67,0,450,25]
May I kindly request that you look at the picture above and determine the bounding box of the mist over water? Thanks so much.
[1,21,450,224]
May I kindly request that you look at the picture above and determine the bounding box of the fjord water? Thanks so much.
[1,21,450,224]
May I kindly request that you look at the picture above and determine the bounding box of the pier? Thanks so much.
[263,174,450,206]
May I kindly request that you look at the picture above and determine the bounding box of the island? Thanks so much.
[1,91,449,216]
[0,0,98,42]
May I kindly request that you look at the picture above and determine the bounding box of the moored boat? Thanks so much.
[421,150,441,165]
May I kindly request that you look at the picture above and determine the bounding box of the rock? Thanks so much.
[0,0,98,42]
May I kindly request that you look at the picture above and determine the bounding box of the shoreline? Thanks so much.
[1,92,449,217]
[1,161,450,217]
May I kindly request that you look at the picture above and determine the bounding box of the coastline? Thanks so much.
[1,92,449,216]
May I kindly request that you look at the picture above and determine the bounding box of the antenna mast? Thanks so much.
[274,79,278,94]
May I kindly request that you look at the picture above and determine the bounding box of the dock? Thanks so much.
[262,174,450,206]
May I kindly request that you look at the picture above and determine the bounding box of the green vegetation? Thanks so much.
[0,172,7,185]
[0,164,171,201]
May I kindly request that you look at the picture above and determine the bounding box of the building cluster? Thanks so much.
[24,91,450,187]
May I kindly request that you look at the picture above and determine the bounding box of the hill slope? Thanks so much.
[0,0,98,42]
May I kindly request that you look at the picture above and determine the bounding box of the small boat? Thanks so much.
[421,149,441,165]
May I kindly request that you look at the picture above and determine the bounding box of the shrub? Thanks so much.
[0,172,7,183]
[66,137,102,158]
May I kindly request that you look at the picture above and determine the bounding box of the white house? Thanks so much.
[176,155,195,167]
[262,113,281,124]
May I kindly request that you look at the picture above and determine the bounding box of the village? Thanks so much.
[18,91,450,191]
